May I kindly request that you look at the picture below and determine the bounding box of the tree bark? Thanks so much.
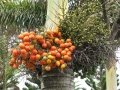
[39,0,74,90]
[40,67,74,90]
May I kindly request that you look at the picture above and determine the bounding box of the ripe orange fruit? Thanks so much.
[36,35,44,40]
[29,34,35,40]
[13,64,19,69]
[23,36,30,42]
[23,32,29,36]
[24,42,30,46]
[63,55,69,60]
[66,39,71,43]
[10,58,16,63]
[32,49,37,55]
[25,45,30,51]
[64,43,69,48]
[47,59,52,64]
[30,31,35,35]
[51,46,57,50]
[19,43,25,49]
[46,29,52,35]
[38,50,44,55]
[56,52,61,58]
[60,43,65,48]
[51,51,56,56]
[42,52,48,56]
[17,60,22,65]
[12,49,19,57]
[54,38,60,44]
[36,54,40,60]
[42,43,47,48]
[20,49,27,54]
[46,41,51,48]
[18,34,24,40]
[59,59,64,64]
[57,48,62,53]
[30,55,36,62]
[30,45,34,50]
[45,65,51,71]
[67,51,71,56]
[61,50,66,55]
[55,61,60,66]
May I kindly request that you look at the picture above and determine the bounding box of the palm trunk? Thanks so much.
[41,67,74,90]
[39,0,74,90]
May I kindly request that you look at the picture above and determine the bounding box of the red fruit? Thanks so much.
[13,64,19,69]
[42,43,47,48]
[39,60,46,65]
[20,49,27,54]
[51,51,56,56]
[30,55,36,62]
[17,60,22,65]
[32,49,37,55]
[51,46,57,50]
[56,52,61,58]
[38,50,44,55]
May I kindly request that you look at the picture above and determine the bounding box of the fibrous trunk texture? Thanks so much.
[41,67,74,90]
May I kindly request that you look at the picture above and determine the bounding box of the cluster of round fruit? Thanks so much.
[9,27,75,71]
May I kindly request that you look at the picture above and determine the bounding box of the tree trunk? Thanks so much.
[41,67,74,90]
[39,0,74,90]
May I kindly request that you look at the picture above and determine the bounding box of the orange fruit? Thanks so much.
[24,42,30,46]
[32,49,37,55]
[51,46,57,50]
[46,29,52,35]
[66,39,71,43]
[23,36,30,42]
[18,34,24,40]
[30,31,35,35]
[60,43,65,48]
[12,49,19,57]
[42,43,47,48]
[56,52,61,58]
[25,45,30,51]
[55,61,60,66]
[47,59,52,64]
[17,60,22,65]
[54,38,60,44]
[30,45,34,50]
[20,49,27,54]
[13,64,19,69]
[36,54,41,60]
[51,51,56,56]
[60,59,64,64]
[61,50,66,55]
[45,65,51,71]
[63,55,69,60]
[23,32,29,36]
[42,52,48,56]
[29,34,35,40]
[10,58,16,64]
[19,43,25,49]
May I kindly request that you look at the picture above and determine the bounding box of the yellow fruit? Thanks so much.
[61,63,66,69]
[47,59,52,64]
